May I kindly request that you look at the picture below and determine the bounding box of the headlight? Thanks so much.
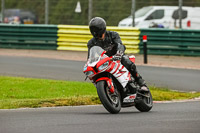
[85,71,94,76]
[98,61,109,71]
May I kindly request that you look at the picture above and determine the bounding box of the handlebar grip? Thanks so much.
[112,55,122,61]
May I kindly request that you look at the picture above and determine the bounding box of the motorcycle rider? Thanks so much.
[87,17,148,92]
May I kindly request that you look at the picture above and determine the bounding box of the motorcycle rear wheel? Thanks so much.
[96,81,121,114]
[135,91,153,112]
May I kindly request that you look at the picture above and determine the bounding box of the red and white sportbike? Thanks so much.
[83,46,153,114]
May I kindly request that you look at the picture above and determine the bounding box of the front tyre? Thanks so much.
[96,81,121,114]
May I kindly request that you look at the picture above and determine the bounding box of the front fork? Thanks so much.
[95,77,115,93]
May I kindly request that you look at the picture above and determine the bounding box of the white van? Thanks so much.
[118,6,200,29]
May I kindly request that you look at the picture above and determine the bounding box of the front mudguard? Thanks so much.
[95,77,115,93]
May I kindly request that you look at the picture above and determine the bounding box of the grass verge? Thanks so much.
[0,76,200,109]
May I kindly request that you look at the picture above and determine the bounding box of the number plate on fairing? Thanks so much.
[123,94,136,103]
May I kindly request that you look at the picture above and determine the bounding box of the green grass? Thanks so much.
[0,76,200,109]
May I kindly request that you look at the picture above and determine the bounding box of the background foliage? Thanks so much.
[1,0,200,26]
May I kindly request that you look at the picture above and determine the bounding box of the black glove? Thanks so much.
[113,50,123,61]
[116,50,124,56]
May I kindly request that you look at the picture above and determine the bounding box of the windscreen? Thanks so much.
[88,46,105,64]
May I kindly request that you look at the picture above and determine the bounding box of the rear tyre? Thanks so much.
[135,91,153,112]
[96,81,121,114]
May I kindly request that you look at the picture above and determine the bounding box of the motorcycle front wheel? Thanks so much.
[96,80,121,114]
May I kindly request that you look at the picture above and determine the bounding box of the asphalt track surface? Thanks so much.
[0,101,200,133]
[0,56,200,133]
[0,55,199,92]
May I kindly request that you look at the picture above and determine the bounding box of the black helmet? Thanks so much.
[89,17,106,38]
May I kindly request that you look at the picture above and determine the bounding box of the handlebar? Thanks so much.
[112,55,122,61]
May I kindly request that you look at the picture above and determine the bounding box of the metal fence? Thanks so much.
[139,28,200,56]
[1,23,200,56]
[1,0,200,26]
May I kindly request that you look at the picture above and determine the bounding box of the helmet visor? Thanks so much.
[90,26,105,39]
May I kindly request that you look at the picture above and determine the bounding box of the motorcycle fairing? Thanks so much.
[109,62,130,88]
[123,94,136,103]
